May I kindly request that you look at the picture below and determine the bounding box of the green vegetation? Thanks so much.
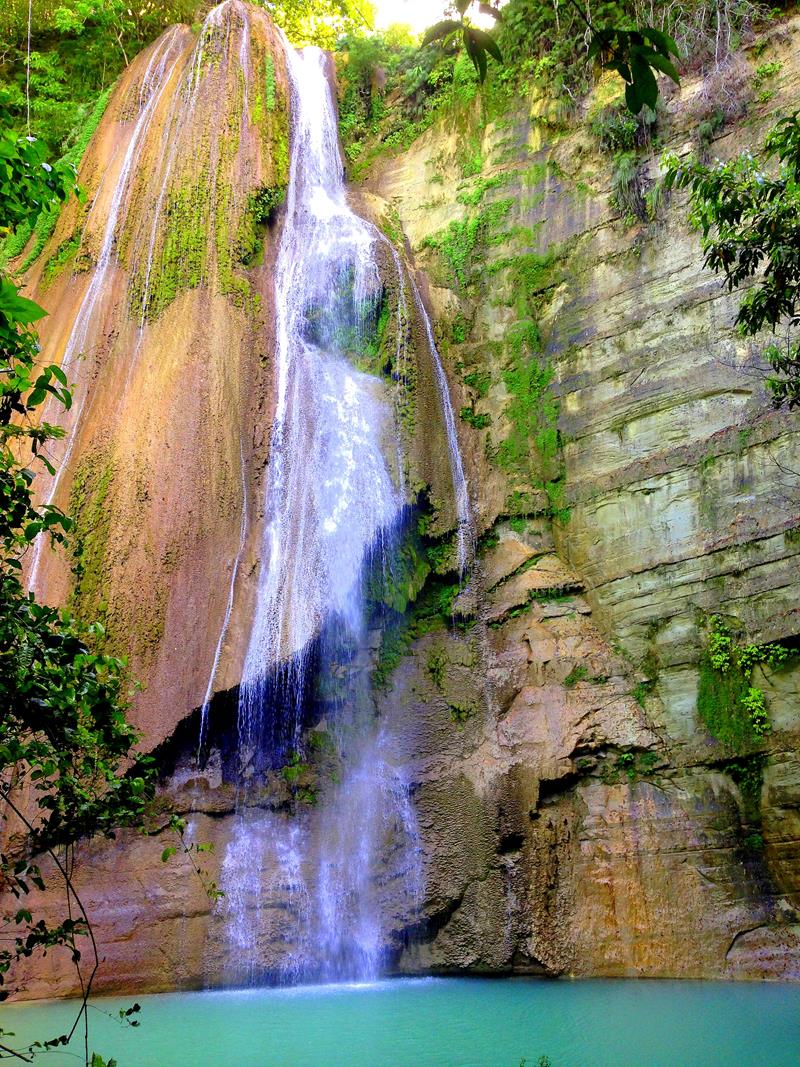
[487,580,578,629]
[2,83,112,273]
[41,228,83,285]
[633,679,656,708]
[0,0,369,161]
[126,56,289,324]
[459,406,491,429]
[589,96,659,224]
[449,699,476,723]
[254,0,373,47]
[697,616,794,750]
[424,0,681,112]
[370,508,472,691]
[665,111,800,408]
[494,313,553,469]
[458,173,509,207]
[421,178,567,522]
[615,751,635,779]
[563,664,589,688]
[490,248,567,523]
[463,368,490,397]
[0,112,148,1064]
[367,524,431,617]
[752,59,781,102]
[590,101,655,152]
[602,749,660,784]
[281,751,318,806]
[68,448,115,636]
[422,4,502,84]
[426,645,448,689]
[0,105,220,1066]
[235,184,287,267]
[421,198,513,289]
[331,0,791,197]
[610,149,647,222]
[130,179,208,322]
[724,753,768,855]
[265,55,277,111]
[0,2,198,157]
[725,754,766,819]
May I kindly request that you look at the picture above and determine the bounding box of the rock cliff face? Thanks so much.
[8,6,800,997]
[364,17,800,979]
[23,2,290,750]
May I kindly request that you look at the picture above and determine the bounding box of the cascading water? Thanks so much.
[411,280,474,576]
[23,0,474,987]
[373,234,473,576]
[218,40,426,984]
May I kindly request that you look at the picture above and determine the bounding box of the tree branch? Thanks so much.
[0,792,98,1067]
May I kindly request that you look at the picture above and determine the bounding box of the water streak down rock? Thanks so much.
[10,2,471,994]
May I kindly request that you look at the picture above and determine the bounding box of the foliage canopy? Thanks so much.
[422,0,680,112]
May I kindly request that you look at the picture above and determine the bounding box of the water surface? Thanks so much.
[3,977,799,1066]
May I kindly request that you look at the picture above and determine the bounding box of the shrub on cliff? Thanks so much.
[665,111,800,409]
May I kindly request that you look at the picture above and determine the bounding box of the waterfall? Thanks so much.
[237,43,403,747]
[376,234,474,577]
[218,42,429,985]
[410,279,474,576]
[23,0,474,986]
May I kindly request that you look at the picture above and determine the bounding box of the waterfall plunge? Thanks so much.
[219,43,427,985]
[24,0,473,986]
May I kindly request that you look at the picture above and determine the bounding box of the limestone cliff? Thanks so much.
[8,6,800,997]
[363,17,800,979]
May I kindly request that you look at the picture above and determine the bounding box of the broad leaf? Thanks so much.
[0,279,47,324]
[642,26,680,58]
[646,51,680,84]
[422,19,461,46]
[469,27,502,64]
[630,53,659,110]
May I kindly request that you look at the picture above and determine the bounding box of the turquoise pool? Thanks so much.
[2,977,798,1066]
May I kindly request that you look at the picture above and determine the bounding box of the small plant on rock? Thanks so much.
[563,664,588,688]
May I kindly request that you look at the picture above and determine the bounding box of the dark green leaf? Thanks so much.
[421,19,462,46]
[642,26,681,58]
[0,279,47,324]
[469,27,502,64]
[646,51,680,84]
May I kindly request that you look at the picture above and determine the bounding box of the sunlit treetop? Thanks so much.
[0,0,375,50]
[255,0,375,47]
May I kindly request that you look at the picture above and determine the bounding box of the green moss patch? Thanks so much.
[697,615,795,750]
[41,229,85,287]
[68,448,116,639]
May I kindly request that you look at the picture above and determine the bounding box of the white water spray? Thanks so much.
[219,42,428,984]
